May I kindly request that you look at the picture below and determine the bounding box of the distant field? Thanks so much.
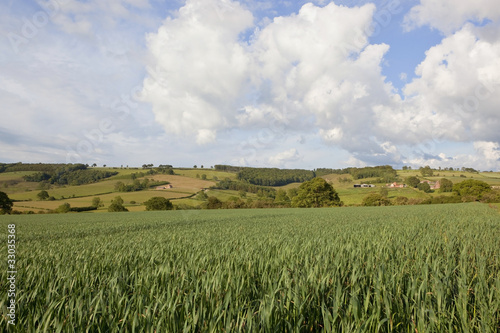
[3,168,500,212]
[1,204,499,331]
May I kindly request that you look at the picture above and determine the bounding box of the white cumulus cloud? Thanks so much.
[404,0,500,35]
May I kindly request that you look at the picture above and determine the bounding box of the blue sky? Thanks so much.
[1,0,500,170]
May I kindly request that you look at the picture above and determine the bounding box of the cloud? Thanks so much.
[405,141,500,171]
[268,148,300,167]
[142,0,254,144]
[404,0,500,35]
[387,24,500,145]
[143,1,399,154]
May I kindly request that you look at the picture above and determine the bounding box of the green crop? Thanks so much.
[1,203,499,332]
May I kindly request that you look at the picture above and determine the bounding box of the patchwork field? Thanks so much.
[1,204,499,331]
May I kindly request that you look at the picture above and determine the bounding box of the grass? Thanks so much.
[1,204,499,331]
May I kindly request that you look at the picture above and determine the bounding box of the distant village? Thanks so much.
[354,180,441,190]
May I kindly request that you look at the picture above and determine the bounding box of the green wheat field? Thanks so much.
[1,203,499,332]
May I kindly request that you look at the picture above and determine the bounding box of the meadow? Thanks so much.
[1,203,499,332]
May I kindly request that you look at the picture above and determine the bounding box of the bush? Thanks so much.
[70,206,98,212]
[108,203,128,212]
[417,182,432,193]
[291,178,342,208]
[37,190,50,200]
[480,191,500,203]
[393,196,409,205]
[439,178,453,192]
[406,176,420,188]
[56,203,71,213]
[0,191,13,214]
[205,196,223,209]
[144,197,173,211]
[362,194,391,206]
[453,180,492,199]
[108,196,128,212]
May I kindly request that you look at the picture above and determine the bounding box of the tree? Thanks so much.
[56,203,71,213]
[206,196,223,209]
[91,197,103,208]
[274,189,290,206]
[439,178,453,193]
[420,166,434,177]
[406,176,420,188]
[196,191,208,201]
[452,180,491,199]
[37,190,50,200]
[379,187,389,198]
[291,178,342,208]
[201,174,207,180]
[362,193,391,206]
[108,196,128,212]
[0,192,13,214]
[144,197,173,211]
[417,182,431,193]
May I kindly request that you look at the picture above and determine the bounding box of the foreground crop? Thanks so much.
[1,204,499,332]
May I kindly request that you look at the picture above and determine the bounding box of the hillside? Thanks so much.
[1,164,499,213]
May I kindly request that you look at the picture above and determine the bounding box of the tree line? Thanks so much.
[215,165,398,186]
[23,165,118,186]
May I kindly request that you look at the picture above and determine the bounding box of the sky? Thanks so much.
[1,0,500,170]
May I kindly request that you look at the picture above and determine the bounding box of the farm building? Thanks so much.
[353,184,376,188]
[420,180,440,190]
[387,182,406,188]
[156,184,173,190]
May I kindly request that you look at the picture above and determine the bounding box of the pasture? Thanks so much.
[1,203,499,332]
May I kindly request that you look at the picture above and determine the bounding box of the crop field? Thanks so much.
[1,204,499,332]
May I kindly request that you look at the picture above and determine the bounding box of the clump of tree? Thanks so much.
[419,166,434,177]
[237,167,315,186]
[56,203,71,213]
[393,196,409,205]
[37,190,50,200]
[0,191,13,214]
[417,182,432,193]
[195,191,208,201]
[439,178,453,193]
[350,166,398,182]
[274,189,291,206]
[213,179,275,197]
[24,164,118,185]
[291,178,342,208]
[115,179,169,192]
[144,197,173,211]
[406,176,420,188]
[92,197,103,208]
[362,194,391,206]
[204,196,223,209]
[108,196,128,212]
[452,180,492,201]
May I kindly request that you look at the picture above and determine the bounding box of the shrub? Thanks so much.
[37,190,50,200]
[362,194,391,206]
[393,196,409,205]
[56,203,71,213]
[108,196,128,212]
[144,197,173,211]
[453,179,492,199]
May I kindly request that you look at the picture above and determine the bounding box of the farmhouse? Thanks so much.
[387,182,406,188]
[156,184,173,190]
[353,184,376,188]
[420,180,440,190]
